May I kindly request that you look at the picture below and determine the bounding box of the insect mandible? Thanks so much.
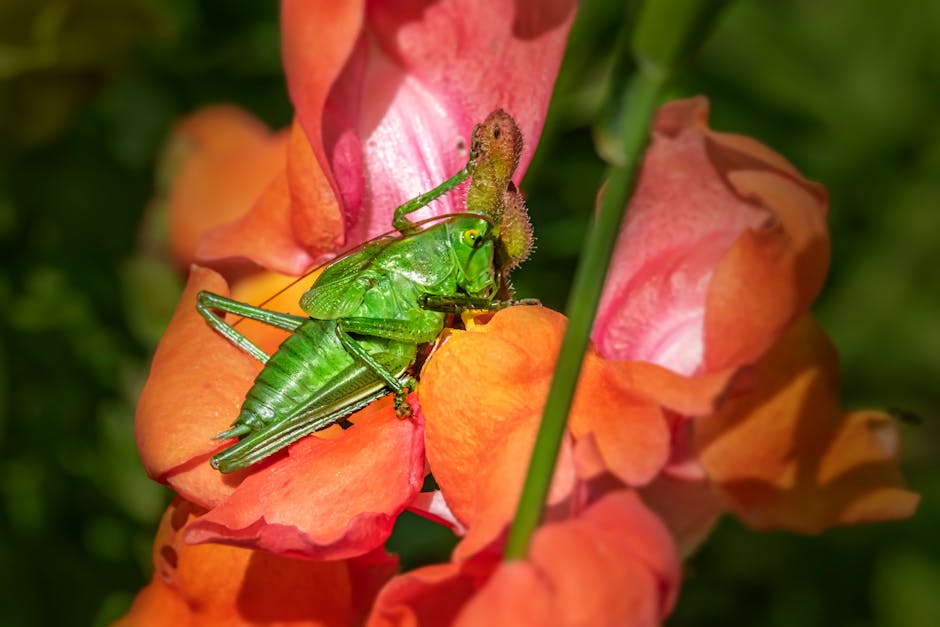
[197,110,535,473]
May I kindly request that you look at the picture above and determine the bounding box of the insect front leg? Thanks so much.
[392,151,481,233]
[418,293,541,315]
[197,290,308,364]
[392,168,472,233]
[335,316,442,416]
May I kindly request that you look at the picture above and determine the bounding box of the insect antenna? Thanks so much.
[232,270,320,327]
[230,262,325,328]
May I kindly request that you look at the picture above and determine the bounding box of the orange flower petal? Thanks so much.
[452,426,576,562]
[421,306,683,557]
[569,354,671,486]
[161,106,290,269]
[508,490,679,625]
[419,306,566,527]
[695,316,919,533]
[184,401,426,560]
[196,168,314,275]
[113,577,194,627]
[421,307,582,559]
[115,499,358,626]
[349,549,405,627]
[135,266,261,507]
[453,563,554,626]
[281,0,364,248]
[197,119,344,274]
[596,359,738,417]
[284,115,346,255]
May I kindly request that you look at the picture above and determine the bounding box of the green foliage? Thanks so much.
[0,0,936,625]
[0,1,288,624]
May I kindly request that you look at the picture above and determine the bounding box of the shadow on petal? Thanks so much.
[695,315,919,533]
[115,499,366,626]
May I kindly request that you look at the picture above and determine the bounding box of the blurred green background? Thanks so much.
[0,1,936,625]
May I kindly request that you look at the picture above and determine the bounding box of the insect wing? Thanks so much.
[236,213,493,319]
[240,233,397,317]
[300,239,392,319]
[302,215,484,318]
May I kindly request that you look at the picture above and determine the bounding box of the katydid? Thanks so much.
[197,110,535,473]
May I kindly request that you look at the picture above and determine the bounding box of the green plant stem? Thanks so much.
[503,74,660,560]
[503,0,730,561]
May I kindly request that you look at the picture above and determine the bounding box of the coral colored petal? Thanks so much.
[422,306,683,549]
[161,106,290,269]
[135,266,262,508]
[113,577,194,627]
[453,563,553,627]
[601,359,738,417]
[367,562,480,627]
[452,429,576,562]
[502,491,677,626]
[349,549,403,627]
[695,316,919,533]
[116,499,356,626]
[285,118,346,255]
[370,491,680,627]
[594,97,829,379]
[184,403,426,560]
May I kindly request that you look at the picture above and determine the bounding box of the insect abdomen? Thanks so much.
[235,319,354,432]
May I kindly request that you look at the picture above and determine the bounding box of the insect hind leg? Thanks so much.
[197,290,308,364]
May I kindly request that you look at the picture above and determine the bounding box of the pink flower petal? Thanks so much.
[409,490,467,534]
[594,97,828,377]
[283,0,575,247]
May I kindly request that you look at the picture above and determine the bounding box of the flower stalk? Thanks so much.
[504,0,732,560]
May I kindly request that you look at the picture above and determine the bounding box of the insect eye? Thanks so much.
[461,229,481,248]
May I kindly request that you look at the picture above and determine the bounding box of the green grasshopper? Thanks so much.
[197,110,535,473]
